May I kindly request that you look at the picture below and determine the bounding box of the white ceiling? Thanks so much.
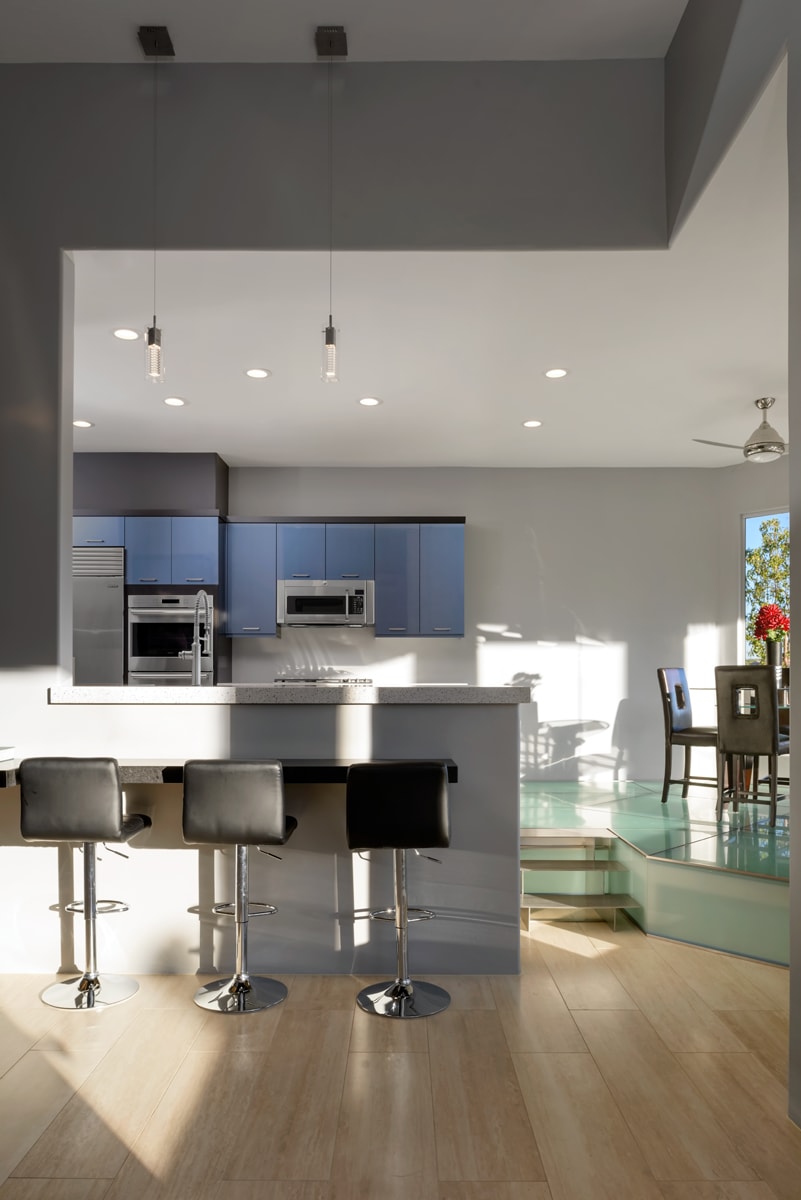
[71,52,788,469]
[4,0,689,63]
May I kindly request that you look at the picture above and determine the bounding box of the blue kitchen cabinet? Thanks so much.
[124,517,172,584]
[374,524,420,636]
[225,523,276,636]
[325,523,374,580]
[277,524,325,580]
[73,516,125,546]
[171,516,219,585]
[420,523,464,636]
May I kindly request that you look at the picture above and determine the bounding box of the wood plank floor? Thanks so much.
[0,917,797,1200]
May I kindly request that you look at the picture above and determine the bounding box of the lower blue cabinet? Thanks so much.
[225,523,277,636]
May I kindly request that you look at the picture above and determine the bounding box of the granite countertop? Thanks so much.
[49,684,532,705]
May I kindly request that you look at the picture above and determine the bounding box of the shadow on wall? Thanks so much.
[517,689,632,784]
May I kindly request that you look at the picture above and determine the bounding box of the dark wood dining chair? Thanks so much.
[714,665,790,826]
[657,667,718,804]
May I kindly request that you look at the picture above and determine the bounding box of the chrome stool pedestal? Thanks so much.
[193,843,288,1014]
[347,760,451,1021]
[355,847,450,1019]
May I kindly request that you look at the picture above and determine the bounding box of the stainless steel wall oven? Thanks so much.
[126,594,214,685]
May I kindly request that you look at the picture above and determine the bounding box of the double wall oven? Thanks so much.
[126,594,214,686]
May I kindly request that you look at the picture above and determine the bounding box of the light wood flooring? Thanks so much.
[0,917,798,1199]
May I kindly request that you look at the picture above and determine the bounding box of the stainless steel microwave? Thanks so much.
[277,580,375,626]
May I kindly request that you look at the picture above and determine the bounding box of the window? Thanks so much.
[744,511,789,662]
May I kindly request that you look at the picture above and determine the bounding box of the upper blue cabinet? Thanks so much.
[374,522,464,637]
[375,524,420,636]
[225,522,276,636]
[73,516,124,546]
[325,524,374,580]
[125,516,219,585]
[124,517,171,584]
[420,523,464,636]
[277,524,325,580]
[171,517,220,585]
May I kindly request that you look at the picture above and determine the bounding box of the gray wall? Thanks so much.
[229,462,788,782]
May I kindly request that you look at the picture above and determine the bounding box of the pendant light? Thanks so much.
[138,26,175,383]
[316,26,348,382]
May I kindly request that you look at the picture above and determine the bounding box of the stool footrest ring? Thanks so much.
[64,899,129,915]
[212,900,277,918]
[369,905,435,923]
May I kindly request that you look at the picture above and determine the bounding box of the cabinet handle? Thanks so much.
[291,573,310,578]
[434,627,451,632]
[388,627,407,632]
[139,577,158,582]
[86,539,105,543]
[242,626,261,631]
[186,577,204,582]
[341,574,359,578]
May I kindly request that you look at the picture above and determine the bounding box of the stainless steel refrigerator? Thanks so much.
[72,546,125,685]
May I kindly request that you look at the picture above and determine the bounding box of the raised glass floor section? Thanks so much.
[520,779,790,964]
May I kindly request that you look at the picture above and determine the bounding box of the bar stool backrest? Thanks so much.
[182,759,286,845]
[20,757,124,843]
[714,665,780,757]
[346,760,450,851]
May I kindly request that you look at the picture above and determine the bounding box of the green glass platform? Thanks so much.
[520,780,789,965]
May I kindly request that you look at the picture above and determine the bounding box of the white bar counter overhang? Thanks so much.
[1,685,530,976]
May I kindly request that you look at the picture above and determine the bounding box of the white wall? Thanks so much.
[229,461,789,782]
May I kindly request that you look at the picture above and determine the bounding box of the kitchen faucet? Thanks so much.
[180,589,210,686]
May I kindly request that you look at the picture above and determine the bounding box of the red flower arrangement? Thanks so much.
[753,602,790,642]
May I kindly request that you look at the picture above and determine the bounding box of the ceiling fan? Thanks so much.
[693,396,788,463]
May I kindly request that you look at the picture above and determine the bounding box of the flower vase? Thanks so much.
[766,638,784,687]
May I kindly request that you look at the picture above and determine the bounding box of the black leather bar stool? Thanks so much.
[182,759,297,1014]
[19,757,152,1010]
[346,760,450,1019]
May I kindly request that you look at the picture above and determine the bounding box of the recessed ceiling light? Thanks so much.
[522,419,542,428]
[245,368,271,379]
[544,368,567,378]
[359,397,382,407]
[73,419,94,428]
[163,396,186,407]
[113,328,140,341]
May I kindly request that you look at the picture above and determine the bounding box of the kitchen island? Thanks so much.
[1,684,530,976]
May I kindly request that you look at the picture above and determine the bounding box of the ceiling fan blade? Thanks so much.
[692,438,743,450]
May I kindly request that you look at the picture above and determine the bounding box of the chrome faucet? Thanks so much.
[188,589,210,686]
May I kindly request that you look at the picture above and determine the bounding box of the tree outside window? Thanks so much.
[744,513,790,663]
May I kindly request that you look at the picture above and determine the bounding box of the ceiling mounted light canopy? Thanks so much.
[138,25,174,384]
[316,25,347,383]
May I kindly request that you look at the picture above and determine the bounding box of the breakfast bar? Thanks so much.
[0,684,529,977]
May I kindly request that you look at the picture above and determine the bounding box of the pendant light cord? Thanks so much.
[328,54,333,321]
[152,55,158,322]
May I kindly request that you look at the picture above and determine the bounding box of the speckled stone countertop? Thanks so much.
[49,684,532,705]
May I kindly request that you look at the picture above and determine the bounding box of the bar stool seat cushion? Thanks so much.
[182,759,296,846]
[346,761,450,851]
[20,757,152,844]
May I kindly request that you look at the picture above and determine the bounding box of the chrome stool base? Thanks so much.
[356,978,450,1019]
[41,973,139,1010]
[192,974,288,1014]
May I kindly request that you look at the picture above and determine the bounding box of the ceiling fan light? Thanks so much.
[744,442,784,463]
